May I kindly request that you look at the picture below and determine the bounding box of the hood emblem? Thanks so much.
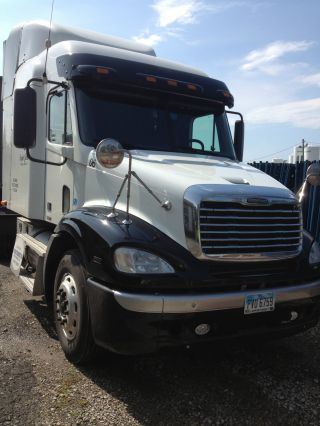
[244,197,270,205]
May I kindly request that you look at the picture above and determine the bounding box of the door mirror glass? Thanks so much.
[233,120,244,161]
[14,87,36,148]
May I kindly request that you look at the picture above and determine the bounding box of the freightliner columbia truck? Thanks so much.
[1,21,320,364]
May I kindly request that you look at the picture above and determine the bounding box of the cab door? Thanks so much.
[45,89,74,224]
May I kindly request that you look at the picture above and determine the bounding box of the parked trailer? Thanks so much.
[1,21,320,364]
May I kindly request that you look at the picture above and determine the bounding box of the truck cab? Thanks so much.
[2,21,320,364]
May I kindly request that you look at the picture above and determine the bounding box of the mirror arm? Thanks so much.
[26,148,67,166]
[226,110,243,121]
[27,78,69,89]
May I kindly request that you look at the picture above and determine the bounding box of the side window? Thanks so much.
[192,114,220,153]
[49,91,73,145]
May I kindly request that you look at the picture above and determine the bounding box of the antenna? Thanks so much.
[43,0,55,83]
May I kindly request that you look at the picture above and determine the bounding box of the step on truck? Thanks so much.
[1,21,320,364]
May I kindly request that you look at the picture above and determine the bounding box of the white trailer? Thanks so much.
[1,21,320,364]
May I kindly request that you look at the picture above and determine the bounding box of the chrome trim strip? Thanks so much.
[88,278,320,314]
[202,243,300,249]
[201,236,300,242]
[201,230,300,235]
[183,184,302,262]
[200,223,301,227]
[199,215,300,220]
[201,208,300,214]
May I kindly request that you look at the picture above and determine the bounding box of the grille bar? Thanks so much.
[200,215,300,220]
[201,208,300,214]
[202,243,300,250]
[201,223,301,228]
[201,236,301,242]
[201,229,300,235]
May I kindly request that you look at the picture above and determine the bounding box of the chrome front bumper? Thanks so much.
[88,278,320,314]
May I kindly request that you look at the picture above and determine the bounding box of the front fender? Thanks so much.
[46,205,197,291]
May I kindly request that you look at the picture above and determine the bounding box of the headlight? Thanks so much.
[114,247,175,274]
[309,241,320,266]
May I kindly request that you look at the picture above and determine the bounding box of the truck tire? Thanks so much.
[53,250,96,364]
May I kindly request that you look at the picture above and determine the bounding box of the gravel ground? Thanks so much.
[1,259,320,426]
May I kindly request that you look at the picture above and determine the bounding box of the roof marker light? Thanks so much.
[187,84,197,91]
[146,76,157,83]
[136,73,203,94]
[96,67,110,75]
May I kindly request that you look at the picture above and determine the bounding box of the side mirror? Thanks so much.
[14,87,37,148]
[306,163,320,186]
[234,120,244,162]
[96,139,124,168]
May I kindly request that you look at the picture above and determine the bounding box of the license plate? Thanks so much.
[244,292,275,315]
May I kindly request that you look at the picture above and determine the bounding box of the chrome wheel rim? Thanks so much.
[56,273,80,341]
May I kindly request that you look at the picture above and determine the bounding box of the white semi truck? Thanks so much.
[1,21,320,364]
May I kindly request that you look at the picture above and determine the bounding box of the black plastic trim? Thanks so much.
[56,53,234,108]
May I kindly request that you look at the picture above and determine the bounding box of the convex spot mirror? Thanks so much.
[14,86,36,148]
[306,163,320,186]
[96,139,124,168]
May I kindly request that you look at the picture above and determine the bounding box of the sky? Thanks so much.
[1,0,319,162]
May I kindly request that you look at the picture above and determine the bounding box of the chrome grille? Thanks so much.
[199,201,302,257]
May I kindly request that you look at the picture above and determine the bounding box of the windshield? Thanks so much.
[75,87,236,159]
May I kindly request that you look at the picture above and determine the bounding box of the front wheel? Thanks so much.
[53,250,96,364]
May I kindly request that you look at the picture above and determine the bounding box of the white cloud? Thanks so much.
[246,97,320,129]
[152,0,252,28]
[241,41,314,74]
[133,33,163,46]
[152,0,204,27]
[300,72,320,87]
[136,0,253,47]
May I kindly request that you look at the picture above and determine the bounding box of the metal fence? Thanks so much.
[250,161,320,243]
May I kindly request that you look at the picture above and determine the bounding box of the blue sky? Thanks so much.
[1,0,319,162]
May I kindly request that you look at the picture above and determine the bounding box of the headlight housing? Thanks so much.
[309,241,320,266]
[114,247,175,274]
